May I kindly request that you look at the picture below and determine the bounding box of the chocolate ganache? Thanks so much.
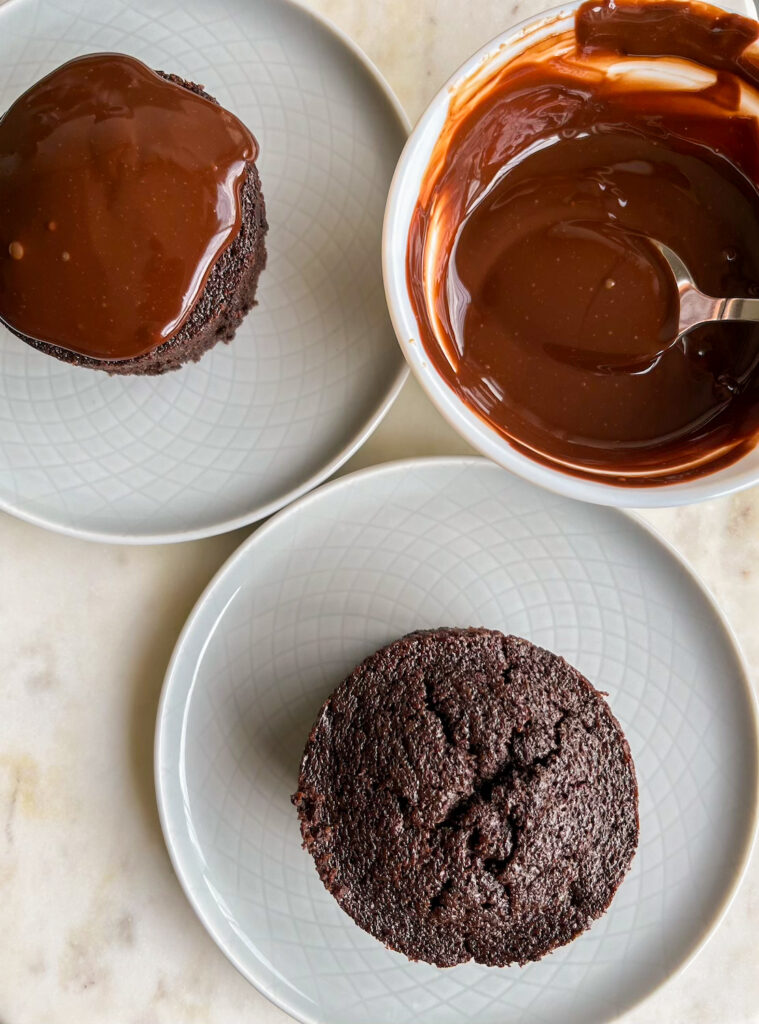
[0,53,257,361]
[407,0,759,484]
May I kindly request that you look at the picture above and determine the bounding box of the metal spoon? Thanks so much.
[652,239,759,342]
[543,236,759,375]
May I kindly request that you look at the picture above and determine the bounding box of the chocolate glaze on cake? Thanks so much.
[0,56,267,375]
[293,627,639,967]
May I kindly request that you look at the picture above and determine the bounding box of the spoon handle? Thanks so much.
[719,296,759,323]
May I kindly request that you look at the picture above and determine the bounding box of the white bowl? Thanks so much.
[383,0,759,508]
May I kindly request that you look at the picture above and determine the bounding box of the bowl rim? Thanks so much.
[382,0,759,509]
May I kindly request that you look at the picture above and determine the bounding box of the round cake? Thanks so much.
[0,54,267,375]
[293,627,639,967]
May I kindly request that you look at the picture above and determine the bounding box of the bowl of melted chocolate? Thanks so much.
[384,0,759,503]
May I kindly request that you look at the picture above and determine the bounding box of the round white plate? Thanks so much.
[155,457,758,1024]
[0,0,407,543]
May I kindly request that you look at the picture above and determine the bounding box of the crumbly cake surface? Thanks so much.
[293,627,639,967]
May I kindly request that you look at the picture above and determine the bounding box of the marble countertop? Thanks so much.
[1,1,758,1022]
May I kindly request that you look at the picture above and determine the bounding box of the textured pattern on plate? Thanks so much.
[156,459,758,1024]
[0,0,407,541]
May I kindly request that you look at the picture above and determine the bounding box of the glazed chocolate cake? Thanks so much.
[0,55,267,375]
[293,627,638,968]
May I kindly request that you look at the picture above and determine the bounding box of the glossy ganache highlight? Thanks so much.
[0,53,257,361]
[407,0,759,485]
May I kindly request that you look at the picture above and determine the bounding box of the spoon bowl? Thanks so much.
[652,238,759,345]
[551,238,759,375]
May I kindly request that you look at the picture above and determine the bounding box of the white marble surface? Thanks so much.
[1,1,758,1022]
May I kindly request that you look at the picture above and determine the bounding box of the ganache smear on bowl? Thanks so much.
[407,0,759,485]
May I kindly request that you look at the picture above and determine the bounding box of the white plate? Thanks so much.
[155,457,758,1024]
[0,0,407,543]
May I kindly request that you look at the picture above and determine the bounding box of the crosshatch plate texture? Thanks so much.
[0,0,407,542]
[155,458,759,1024]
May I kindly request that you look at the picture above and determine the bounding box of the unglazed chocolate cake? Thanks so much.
[0,54,267,374]
[293,627,639,967]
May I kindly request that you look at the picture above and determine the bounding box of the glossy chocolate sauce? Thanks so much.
[407,0,759,484]
[0,54,257,360]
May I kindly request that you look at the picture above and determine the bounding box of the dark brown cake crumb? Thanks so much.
[293,627,639,968]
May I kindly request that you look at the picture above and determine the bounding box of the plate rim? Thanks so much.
[153,454,759,1024]
[0,0,410,545]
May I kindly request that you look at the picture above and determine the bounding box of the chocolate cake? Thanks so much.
[293,627,639,968]
[0,55,267,375]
